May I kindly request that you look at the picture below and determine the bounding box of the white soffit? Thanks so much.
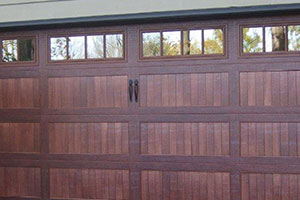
[0,0,299,23]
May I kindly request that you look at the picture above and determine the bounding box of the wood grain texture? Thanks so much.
[141,122,229,156]
[0,78,40,108]
[240,71,300,106]
[0,123,40,153]
[48,76,128,108]
[49,123,129,154]
[241,173,300,200]
[140,73,229,107]
[241,123,300,157]
[50,168,129,199]
[3,17,300,200]
[141,170,230,200]
[0,167,41,198]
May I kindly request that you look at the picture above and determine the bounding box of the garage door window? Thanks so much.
[141,27,225,59]
[183,30,202,55]
[68,36,85,60]
[162,31,181,56]
[241,24,300,54]
[49,33,124,62]
[87,35,104,59]
[288,25,300,51]
[1,37,35,63]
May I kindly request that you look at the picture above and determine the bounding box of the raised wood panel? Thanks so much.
[48,76,128,109]
[140,73,229,107]
[0,167,41,198]
[0,78,40,108]
[141,170,230,200]
[49,122,129,154]
[241,173,300,200]
[50,168,129,199]
[240,71,300,106]
[241,123,300,157]
[141,122,229,156]
[0,123,40,153]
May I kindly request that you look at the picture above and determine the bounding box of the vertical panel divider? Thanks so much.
[128,82,141,200]
[129,118,140,160]
[127,25,142,200]
[41,167,50,200]
[130,169,141,200]
[39,32,50,200]
[40,117,50,200]
[228,20,242,200]
[230,118,241,200]
[230,119,240,157]
[231,170,241,200]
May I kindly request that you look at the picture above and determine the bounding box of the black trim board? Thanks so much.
[1,3,300,31]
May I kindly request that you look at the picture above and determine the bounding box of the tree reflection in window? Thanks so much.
[50,33,124,61]
[242,24,300,54]
[265,26,286,52]
[2,38,35,62]
[163,31,181,56]
[288,25,300,51]
[142,32,160,57]
[106,34,123,58]
[204,29,223,54]
[68,36,85,59]
[141,28,224,58]
[183,30,202,55]
[243,27,263,53]
[50,37,67,60]
[87,35,104,59]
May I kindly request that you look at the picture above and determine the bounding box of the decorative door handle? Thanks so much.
[134,79,139,102]
[129,80,133,102]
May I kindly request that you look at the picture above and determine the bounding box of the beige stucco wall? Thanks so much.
[0,0,299,23]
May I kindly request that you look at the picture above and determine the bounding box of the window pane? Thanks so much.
[204,29,223,54]
[163,31,181,56]
[242,27,263,53]
[142,32,161,57]
[2,40,18,62]
[50,37,67,60]
[2,39,34,62]
[87,35,104,59]
[68,36,85,59]
[183,30,202,55]
[106,34,123,58]
[265,26,286,52]
[288,25,300,51]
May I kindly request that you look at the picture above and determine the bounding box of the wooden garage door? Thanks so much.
[0,15,300,200]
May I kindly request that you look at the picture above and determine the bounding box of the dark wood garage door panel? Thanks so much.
[0,78,40,108]
[141,170,230,200]
[48,76,128,109]
[0,123,40,153]
[140,73,228,107]
[2,17,300,200]
[241,123,300,157]
[240,71,300,106]
[50,168,129,200]
[140,122,229,156]
[0,167,41,198]
[48,122,129,154]
[241,173,300,200]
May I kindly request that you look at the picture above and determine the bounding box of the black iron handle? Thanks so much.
[129,80,133,102]
[134,79,139,102]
